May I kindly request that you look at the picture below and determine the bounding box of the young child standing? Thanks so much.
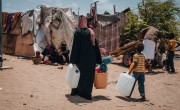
[167,33,176,73]
[128,42,147,101]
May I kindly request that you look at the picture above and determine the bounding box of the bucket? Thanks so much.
[94,72,108,89]
[116,72,135,96]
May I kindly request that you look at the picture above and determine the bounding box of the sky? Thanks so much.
[2,0,144,15]
[2,0,180,15]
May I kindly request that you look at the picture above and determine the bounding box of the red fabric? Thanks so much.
[78,16,87,28]
[44,60,51,64]
[96,68,102,73]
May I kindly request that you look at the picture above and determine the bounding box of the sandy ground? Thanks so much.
[0,51,180,110]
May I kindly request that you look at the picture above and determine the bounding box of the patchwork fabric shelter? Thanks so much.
[2,5,77,57]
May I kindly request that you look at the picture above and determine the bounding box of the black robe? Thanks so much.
[70,28,102,100]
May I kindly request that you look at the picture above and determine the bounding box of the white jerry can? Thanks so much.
[66,64,80,88]
[116,72,135,96]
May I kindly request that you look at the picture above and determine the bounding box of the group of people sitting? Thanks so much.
[32,42,70,66]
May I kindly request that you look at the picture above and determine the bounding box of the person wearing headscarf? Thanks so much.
[41,44,57,64]
[70,16,102,100]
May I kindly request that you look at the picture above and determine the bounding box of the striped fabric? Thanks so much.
[133,53,146,72]
[94,21,122,52]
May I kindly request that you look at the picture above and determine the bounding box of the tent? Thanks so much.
[2,5,77,57]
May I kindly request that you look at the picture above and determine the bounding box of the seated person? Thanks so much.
[33,51,42,64]
[57,42,70,65]
[59,50,70,64]
[42,44,57,64]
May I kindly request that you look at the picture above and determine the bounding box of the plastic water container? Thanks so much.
[142,39,155,60]
[102,56,112,65]
[116,72,135,96]
[66,64,80,88]
[44,56,49,61]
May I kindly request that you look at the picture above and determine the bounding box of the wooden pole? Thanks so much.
[0,0,2,68]
[94,1,99,23]
[78,7,80,16]
[113,5,116,14]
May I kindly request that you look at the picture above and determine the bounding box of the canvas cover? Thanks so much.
[35,25,48,52]
[15,33,35,57]
[140,26,161,42]
[2,34,18,55]
[41,6,76,50]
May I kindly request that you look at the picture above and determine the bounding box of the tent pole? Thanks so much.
[0,0,2,68]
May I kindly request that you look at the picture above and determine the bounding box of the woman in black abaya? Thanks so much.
[70,16,102,100]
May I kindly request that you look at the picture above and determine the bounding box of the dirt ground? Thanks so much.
[0,51,180,110]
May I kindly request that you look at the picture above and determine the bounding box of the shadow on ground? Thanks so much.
[116,96,149,102]
[111,62,128,68]
[145,70,165,75]
[65,94,111,105]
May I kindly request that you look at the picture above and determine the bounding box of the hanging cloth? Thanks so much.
[6,13,14,33]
